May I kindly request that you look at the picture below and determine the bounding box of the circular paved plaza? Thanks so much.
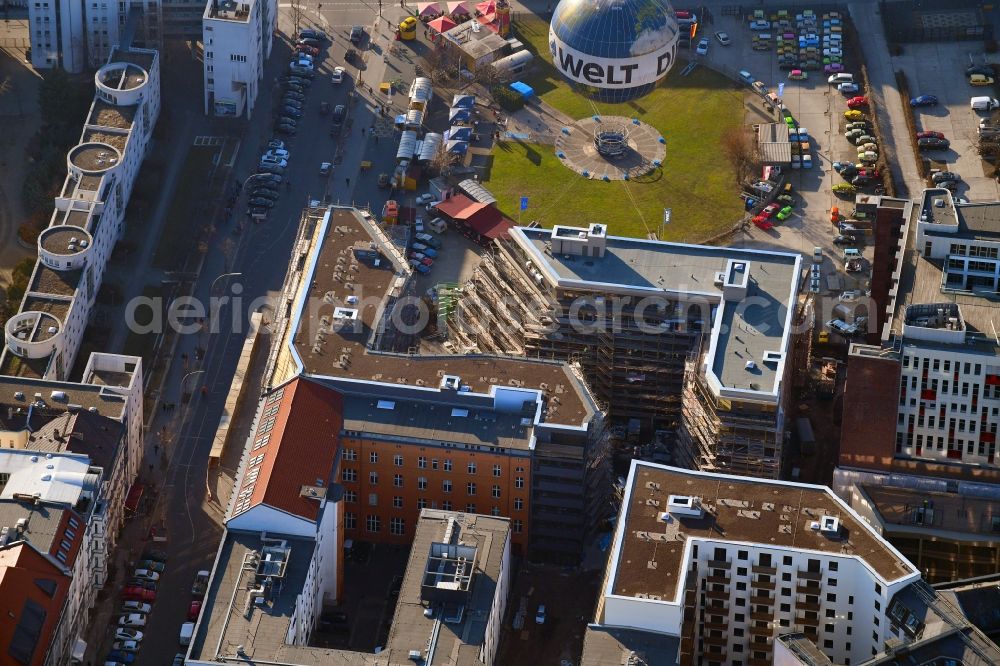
[555,115,667,181]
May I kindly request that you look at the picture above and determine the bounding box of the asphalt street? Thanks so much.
[88,0,418,661]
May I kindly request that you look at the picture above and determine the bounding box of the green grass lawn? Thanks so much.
[485,17,745,242]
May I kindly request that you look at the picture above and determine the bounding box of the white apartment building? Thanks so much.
[590,461,920,666]
[842,188,1000,471]
[202,0,276,118]
[3,46,159,385]
[27,0,160,72]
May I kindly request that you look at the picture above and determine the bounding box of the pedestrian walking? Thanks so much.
[375,135,379,144]
[346,177,351,186]
[361,128,366,136]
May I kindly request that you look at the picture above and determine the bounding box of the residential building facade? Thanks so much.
[590,461,920,666]
[264,207,610,563]
[450,223,801,478]
[202,0,276,118]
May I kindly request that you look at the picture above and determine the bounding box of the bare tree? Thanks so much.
[429,146,459,175]
[721,126,760,185]
[474,64,504,94]
[424,47,456,84]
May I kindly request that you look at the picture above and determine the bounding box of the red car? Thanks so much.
[916,131,945,140]
[846,96,868,109]
[296,44,319,56]
[188,600,203,621]
[752,215,774,230]
[122,586,156,602]
[762,203,780,218]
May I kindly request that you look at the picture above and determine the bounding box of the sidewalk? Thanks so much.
[848,2,924,198]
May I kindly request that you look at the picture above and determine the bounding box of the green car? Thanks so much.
[776,206,793,221]
[136,560,165,573]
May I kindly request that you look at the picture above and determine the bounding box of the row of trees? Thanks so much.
[20,70,94,243]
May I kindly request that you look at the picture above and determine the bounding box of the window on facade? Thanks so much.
[345,512,356,529]
[466,503,475,513]
[344,490,357,504]
[393,496,403,508]
[515,476,524,489]
[342,468,357,482]
[390,517,404,535]
[394,454,403,467]
[343,449,357,461]
[417,498,428,509]
[366,515,380,533]
[369,471,378,485]
[432,459,439,470]
[418,456,427,468]
[512,519,523,533]
[491,506,501,516]
[370,451,378,464]
[418,477,427,490]
[393,474,403,488]
[443,480,452,493]
[443,459,453,472]
[493,464,502,477]
[442,500,452,511]
[368,493,378,506]
[514,497,523,511]
[491,485,501,499]
[467,462,477,474]
[467,482,476,496]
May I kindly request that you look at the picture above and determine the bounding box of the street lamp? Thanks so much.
[210,272,243,295]
[180,369,205,403]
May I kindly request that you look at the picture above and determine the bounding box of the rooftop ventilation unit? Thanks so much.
[820,515,840,534]
[667,495,704,519]
[440,375,461,391]
[408,650,423,662]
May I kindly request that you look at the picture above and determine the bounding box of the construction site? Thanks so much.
[447,223,803,480]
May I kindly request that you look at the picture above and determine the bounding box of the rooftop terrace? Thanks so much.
[31,266,81,298]
[88,100,136,129]
[611,463,915,603]
[205,0,253,22]
[859,485,1000,540]
[287,208,596,428]
[69,142,121,173]
[80,129,128,153]
[20,296,70,323]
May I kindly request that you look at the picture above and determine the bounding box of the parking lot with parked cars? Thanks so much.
[892,42,1000,201]
[696,7,878,339]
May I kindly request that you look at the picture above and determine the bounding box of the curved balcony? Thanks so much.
[67,142,121,179]
[5,311,63,359]
[95,62,148,106]
[38,226,92,271]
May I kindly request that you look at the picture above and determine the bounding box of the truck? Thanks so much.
[192,571,210,599]
[971,96,1000,112]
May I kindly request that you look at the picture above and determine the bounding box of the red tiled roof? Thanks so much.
[0,544,70,666]
[238,378,343,522]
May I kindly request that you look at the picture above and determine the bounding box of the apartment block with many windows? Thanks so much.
[449,224,801,478]
[264,207,609,562]
[587,461,920,666]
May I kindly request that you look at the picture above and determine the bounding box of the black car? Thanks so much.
[141,549,167,563]
[258,163,286,174]
[280,106,303,119]
[283,90,306,102]
[297,37,323,48]
[248,197,275,208]
[966,64,994,77]
[345,48,358,64]
[250,173,282,185]
[281,98,304,110]
[839,165,858,180]
[288,65,315,79]
[350,25,365,44]
[285,75,312,88]
[274,123,297,135]
[299,28,328,42]
[931,171,959,183]
[833,235,858,245]
[252,187,280,200]
[276,114,299,125]
[918,137,950,150]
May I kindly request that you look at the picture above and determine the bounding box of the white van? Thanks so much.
[428,217,447,234]
[971,96,1000,111]
[179,622,195,646]
[827,72,853,85]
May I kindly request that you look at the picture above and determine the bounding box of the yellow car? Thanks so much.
[970,74,995,86]
[844,109,865,121]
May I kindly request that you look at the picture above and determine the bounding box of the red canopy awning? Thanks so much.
[428,15,457,33]
[124,482,145,514]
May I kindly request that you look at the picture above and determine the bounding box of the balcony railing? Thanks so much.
[797,569,822,580]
